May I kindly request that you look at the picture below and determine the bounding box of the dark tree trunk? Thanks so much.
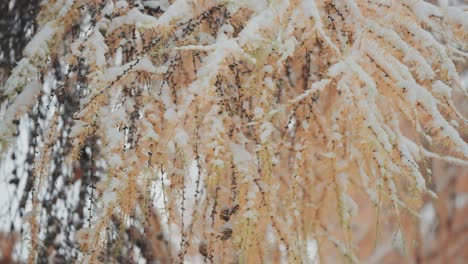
[0,0,40,71]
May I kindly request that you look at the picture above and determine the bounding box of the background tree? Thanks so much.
[0,0,467,263]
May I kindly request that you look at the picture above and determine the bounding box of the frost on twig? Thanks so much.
[0,0,466,263]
